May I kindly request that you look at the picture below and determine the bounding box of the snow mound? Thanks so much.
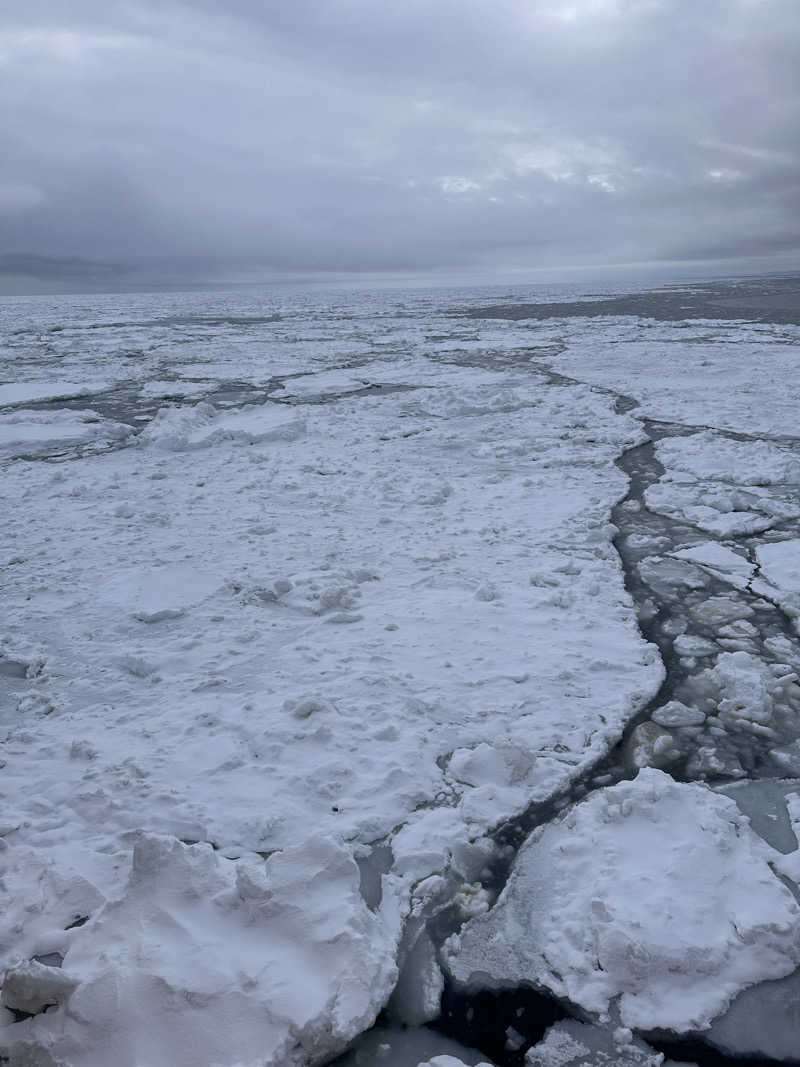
[140,401,304,450]
[444,769,800,1033]
[0,834,397,1067]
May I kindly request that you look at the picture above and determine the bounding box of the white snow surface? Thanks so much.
[444,769,800,1032]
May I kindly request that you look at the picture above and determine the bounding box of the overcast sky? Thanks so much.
[1,0,799,283]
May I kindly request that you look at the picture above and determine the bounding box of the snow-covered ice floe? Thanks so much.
[0,382,112,407]
[1,834,397,1066]
[0,409,131,458]
[444,769,800,1033]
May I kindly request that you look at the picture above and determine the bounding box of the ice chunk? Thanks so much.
[1,834,398,1067]
[626,721,683,769]
[690,596,753,628]
[444,769,800,1033]
[672,634,717,658]
[637,556,707,596]
[1,959,78,1014]
[712,650,777,727]
[650,701,705,727]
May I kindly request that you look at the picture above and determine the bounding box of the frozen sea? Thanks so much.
[2,275,800,1066]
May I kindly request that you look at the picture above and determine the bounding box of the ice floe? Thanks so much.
[0,408,131,457]
[445,769,800,1032]
[0,382,112,406]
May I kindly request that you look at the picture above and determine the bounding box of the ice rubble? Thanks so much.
[445,769,800,1032]
[525,1020,690,1067]
[644,432,800,537]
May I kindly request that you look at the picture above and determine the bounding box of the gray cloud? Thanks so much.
[1,0,799,281]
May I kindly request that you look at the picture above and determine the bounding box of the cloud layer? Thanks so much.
[1,0,799,278]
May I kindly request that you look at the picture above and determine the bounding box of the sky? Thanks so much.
[1,0,799,286]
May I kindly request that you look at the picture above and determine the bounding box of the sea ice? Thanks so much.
[656,432,800,486]
[444,769,800,1032]
[670,542,754,589]
[0,357,662,1064]
[0,382,112,406]
[757,539,800,626]
[0,408,131,457]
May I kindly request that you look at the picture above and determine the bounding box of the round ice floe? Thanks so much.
[757,539,800,623]
[444,769,800,1033]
